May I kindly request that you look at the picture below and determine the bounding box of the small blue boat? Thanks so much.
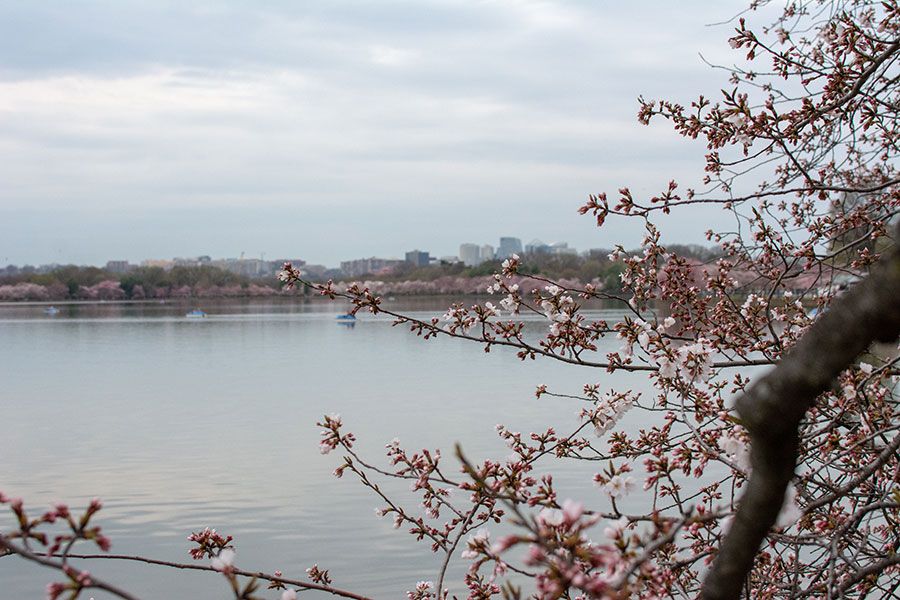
[44,306,60,316]
[336,313,356,322]
[185,309,207,319]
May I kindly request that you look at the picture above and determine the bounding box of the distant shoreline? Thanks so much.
[0,293,502,307]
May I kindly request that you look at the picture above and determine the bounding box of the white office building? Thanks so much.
[459,243,482,266]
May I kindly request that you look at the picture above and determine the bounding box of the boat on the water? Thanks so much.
[185,309,207,318]
[44,306,59,316]
[336,313,356,322]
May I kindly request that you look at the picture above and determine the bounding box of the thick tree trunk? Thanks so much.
[701,230,900,600]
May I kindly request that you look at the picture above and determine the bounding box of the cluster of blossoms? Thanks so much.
[611,316,715,387]
[719,427,751,472]
[406,580,436,600]
[46,566,94,600]
[665,338,715,383]
[317,413,355,455]
[0,494,113,600]
[581,389,638,437]
[0,495,110,555]
[593,462,637,500]
[500,254,520,275]
[188,526,234,560]
[466,499,684,599]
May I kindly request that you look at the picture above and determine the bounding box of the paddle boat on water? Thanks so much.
[336,313,356,325]
[185,309,208,319]
[44,306,60,316]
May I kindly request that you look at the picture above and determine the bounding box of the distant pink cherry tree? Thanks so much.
[0,282,50,301]
[2,2,899,599]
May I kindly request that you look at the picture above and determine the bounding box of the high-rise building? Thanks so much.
[459,243,481,266]
[405,250,431,267]
[105,260,133,274]
[549,241,577,256]
[525,239,550,255]
[497,237,523,258]
[480,244,495,262]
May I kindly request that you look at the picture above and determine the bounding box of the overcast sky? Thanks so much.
[0,1,754,267]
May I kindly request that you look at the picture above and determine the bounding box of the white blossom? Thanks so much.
[538,507,564,527]
[604,475,636,499]
[461,529,491,559]
[676,339,714,382]
[721,430,751,470]
[657,356,677,379]
[726,112,747,127]
[740,294,765,318]
[499,294,518,313]
[592,392,636,436]
[211,549,235,572]
[603,516,629,539]
[637,331,650,347]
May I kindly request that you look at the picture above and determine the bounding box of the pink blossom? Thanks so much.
[561,499,584,524]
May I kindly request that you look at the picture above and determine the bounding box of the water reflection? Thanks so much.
[0,298,652,598]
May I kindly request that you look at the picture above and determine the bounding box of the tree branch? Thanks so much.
[701,228,900,600]
[23,551,373,600]
[0,535,140,600]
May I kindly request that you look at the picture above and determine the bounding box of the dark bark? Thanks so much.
[701,230,900,600]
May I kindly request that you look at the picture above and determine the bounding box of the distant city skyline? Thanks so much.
[0,234,611,271]
[0,204,726,269]
[0,1,756,268]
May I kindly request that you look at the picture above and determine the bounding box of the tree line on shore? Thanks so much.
[0,248,725,301]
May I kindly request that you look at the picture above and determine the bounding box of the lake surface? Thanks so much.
[0,298,657,598]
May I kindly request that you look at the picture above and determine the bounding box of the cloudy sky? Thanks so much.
[0,1,753,267]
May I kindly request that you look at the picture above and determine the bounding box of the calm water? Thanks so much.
[0,298,656,598]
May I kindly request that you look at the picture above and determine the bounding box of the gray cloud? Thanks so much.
[0,0,747,266]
